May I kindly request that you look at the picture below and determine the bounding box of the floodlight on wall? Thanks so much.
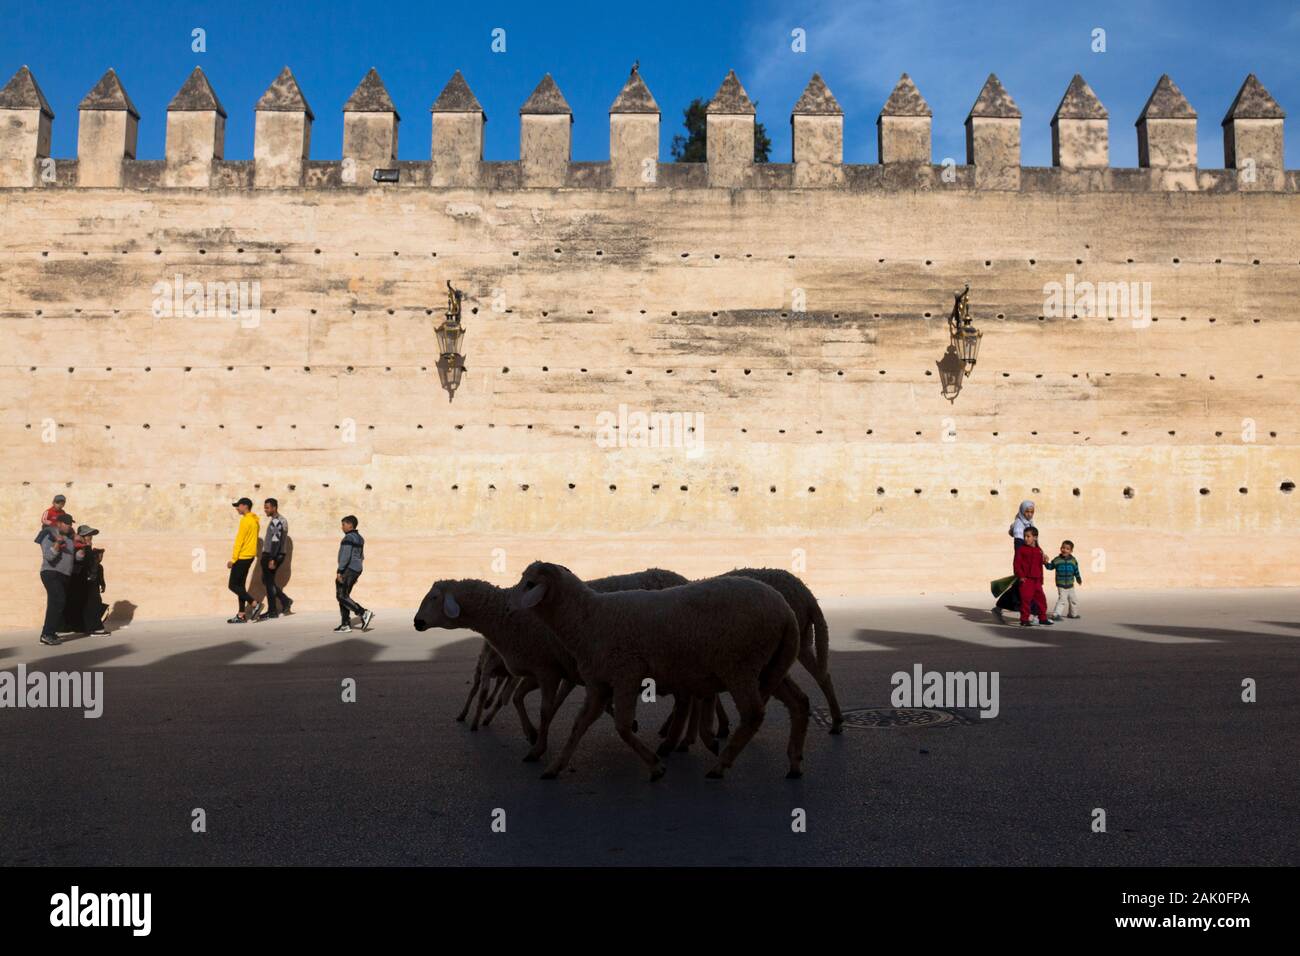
[949,284,982,375]
[436,280,466,402]
[373,167,400,183]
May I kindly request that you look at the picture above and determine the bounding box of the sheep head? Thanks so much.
[508,560,584,615]
[413,579,466,630]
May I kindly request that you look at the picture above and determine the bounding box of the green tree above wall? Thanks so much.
[670,98,772,162]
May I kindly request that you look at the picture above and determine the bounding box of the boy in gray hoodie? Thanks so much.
[335,515,373,632]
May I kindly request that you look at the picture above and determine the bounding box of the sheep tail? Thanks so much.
[760,613,800,699]
[811,601,830,677]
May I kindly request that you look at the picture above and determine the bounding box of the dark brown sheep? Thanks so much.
[508,561,809,781]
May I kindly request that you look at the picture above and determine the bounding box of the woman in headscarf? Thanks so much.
[1009,500,1036,550]
[992,500,1037,622]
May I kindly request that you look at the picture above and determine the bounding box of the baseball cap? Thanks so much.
[232,497,254,509]
[77,525,99,536]
[53,494,66,504]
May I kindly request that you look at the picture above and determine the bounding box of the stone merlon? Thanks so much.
[79,68,139,118]
[1222,73,1285,123]
[344,68,399,118]
[0,64,54,117]
[707,70,755,115]
[168,66,226,117]
[432,70,484,115]
[610,66,659,114]
[967,73,1020,119]
[793,73,842,115]
[1053,74,1107,120]
[880,73,931,117]
[520,74,572,115]
[256,66,313,120]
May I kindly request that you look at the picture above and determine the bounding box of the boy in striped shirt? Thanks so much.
[1046,539,1083,620]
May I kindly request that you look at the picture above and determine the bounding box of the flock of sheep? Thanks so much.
[413,564,843,781]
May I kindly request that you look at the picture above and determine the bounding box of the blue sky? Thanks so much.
[3,0,1297,167]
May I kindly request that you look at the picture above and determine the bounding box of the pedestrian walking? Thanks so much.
[257,498,293,620]
[334,515,373,633]
[65,524,109,635]
[227,497,261,623]
[39,513,81,645]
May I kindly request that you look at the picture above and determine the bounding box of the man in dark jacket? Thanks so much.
[258,498,293,620]
[39,514,82,645]
[335,515,373,633]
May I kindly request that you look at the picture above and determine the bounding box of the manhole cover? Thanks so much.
[814,707,975,729]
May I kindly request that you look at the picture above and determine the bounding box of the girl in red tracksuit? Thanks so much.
[1012,526,1054,627]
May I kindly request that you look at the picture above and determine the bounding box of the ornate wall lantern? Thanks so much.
[949,284,982,375]
[436,280,466,402]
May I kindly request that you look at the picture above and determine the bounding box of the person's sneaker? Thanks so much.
[1019,621,1033,627]
[991,607,1004,624]
[334,623,352,633]
[247,600,264,621]
[257,612,279,621]
[360,609,375,631]
[1068,614,1081,619]
[227,616,246,624]
[280,598,294,614]
[39,633,62,645]
[1040,618,1055,626]
[91,628,110,636]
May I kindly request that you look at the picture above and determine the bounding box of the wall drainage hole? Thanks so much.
[1123,487,1135,498]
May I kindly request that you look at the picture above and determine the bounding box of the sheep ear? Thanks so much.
[519,581,547,609]
[443,592,461,619]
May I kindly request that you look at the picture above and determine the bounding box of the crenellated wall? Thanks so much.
[1,64,1298,626]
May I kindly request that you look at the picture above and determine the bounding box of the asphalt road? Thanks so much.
[1,588,1297,866]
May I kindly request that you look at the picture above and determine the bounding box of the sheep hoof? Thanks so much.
[631,720,639,733]
[655,742,674,758]
[455,715,466,723]
[705,768,724,779]
[829,724,844,735]
[540,769,559,780]
[785,769,804,780]
[522,751,542,763]
[705,739,720,755]
[649,765,666,782]
[526,732,539,745]
[674,742,690,753]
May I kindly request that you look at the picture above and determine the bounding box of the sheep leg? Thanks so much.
[656,695,693,757]
[772,676,811,778]
[697,694,721,755]
[457,664,483,722]
[510,675,540,745]
[524,675,562,762]
[541,685,609,780]
[469,675,494,731]
[656,711,674,738]
[706,685,765,779]
[484,676,516,726]
[800,646,843,734]
[611,684,666,781]
[675,697,703,752]
[713,697,731,738]
[553,679,576,712]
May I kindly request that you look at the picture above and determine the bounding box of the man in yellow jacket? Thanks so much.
[227,497,262,623]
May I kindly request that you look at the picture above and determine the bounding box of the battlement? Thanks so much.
[0,65,1293,192]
